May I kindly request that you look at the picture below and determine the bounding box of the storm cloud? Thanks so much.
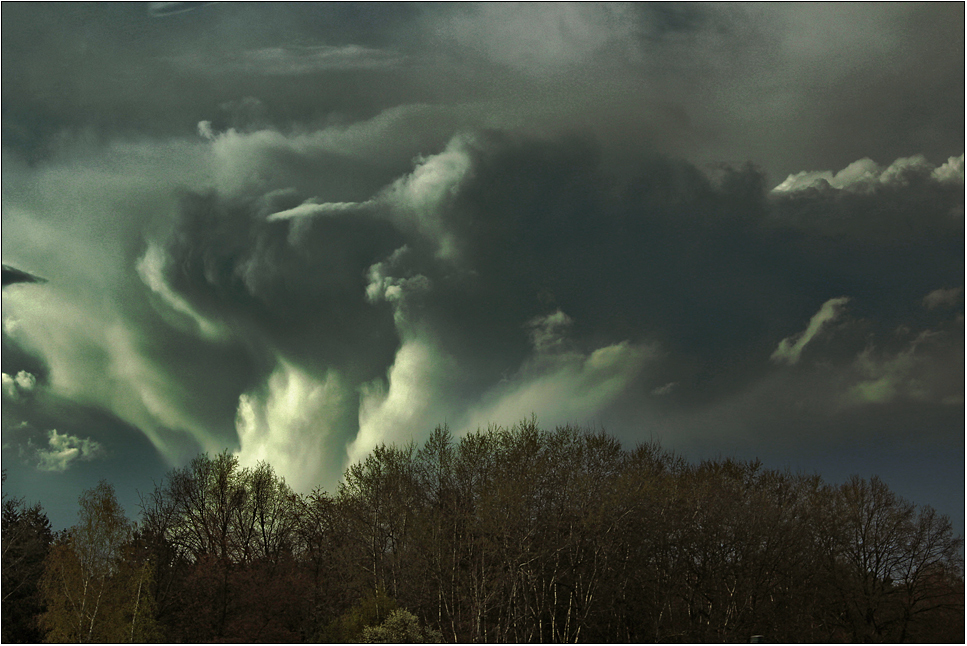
[2,2,963,532]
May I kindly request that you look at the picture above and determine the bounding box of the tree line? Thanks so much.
[3,419,964,642]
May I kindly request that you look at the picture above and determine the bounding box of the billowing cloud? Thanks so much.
[768,153,965,245]
[932,154,965,184]
[772,153,965,193]
[771,297,850,366]
[235,359,351,493]
[2,370,37,401]
[350,334,458,468]
[35,429,104,472]
[0,2,961,541]
[772,158,882,193]
[364,246,431,309]
[377,135,475,260]
[3,119,962,512]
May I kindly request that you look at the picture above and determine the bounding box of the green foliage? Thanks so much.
[319,587,398,643]
[361,608,443,643]
[38,481,160,643]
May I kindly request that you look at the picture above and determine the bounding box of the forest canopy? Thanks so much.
[3,419,964,643]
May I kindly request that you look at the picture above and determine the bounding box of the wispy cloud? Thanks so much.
[463,340,657,434]
[147,2,213,18]
[268,199,373,221]
[165,44,403,77]
[843,329,963,407]
[771,297,850,366]
[137,243,231,342]
[651,381,678,397]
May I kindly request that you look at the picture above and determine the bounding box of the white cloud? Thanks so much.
[1,374,15,400]
[197,120,215,140]
[923,287,963,310]
[878,154,934,186]
[363,245,432,336]
[771,296,849,365]
[235,359,349,493]
[349,243,456,469]
[379,135,474,260]
[35,429,104,472]
[1,370,36,401]
[211,129,475,259]
[772,153,965,193]
[463,340,656,433]
[771,159,879,193]
[267,199,372,221]
[932,154,965,184]
[349,335,457,468]
[3,285,222,462]
[0,137,227,465]
[464,313,657,432]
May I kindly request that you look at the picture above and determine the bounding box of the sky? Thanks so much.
[2,2,964,535]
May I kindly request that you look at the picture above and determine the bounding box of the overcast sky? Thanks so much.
[2,2,963,534]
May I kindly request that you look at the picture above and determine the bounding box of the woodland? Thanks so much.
[2,420,964,643]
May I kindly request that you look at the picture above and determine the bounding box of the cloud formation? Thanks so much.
[1,4,962,533]
[771,297,850,366]
[235,359,350,493]
[773,154,966,193]
[2,370,37,401]
[4,122,962,495]
[923,287,963,310]
[35,429,104,472]
[843,328,964,408]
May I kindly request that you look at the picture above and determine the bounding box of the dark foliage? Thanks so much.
[20,423,966,643]
[2,477,54,643]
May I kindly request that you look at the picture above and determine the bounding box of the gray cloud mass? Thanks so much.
[1,2,963,532]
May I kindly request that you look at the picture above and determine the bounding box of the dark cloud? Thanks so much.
[2,265,46,287]
[144,129,963,437]
[1,3,962,532]
[160,188,403,384]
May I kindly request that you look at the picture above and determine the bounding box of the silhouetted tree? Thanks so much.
[2,478,53,643]
[140,453,307,641]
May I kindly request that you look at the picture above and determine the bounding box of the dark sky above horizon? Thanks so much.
[2,2,964,534]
